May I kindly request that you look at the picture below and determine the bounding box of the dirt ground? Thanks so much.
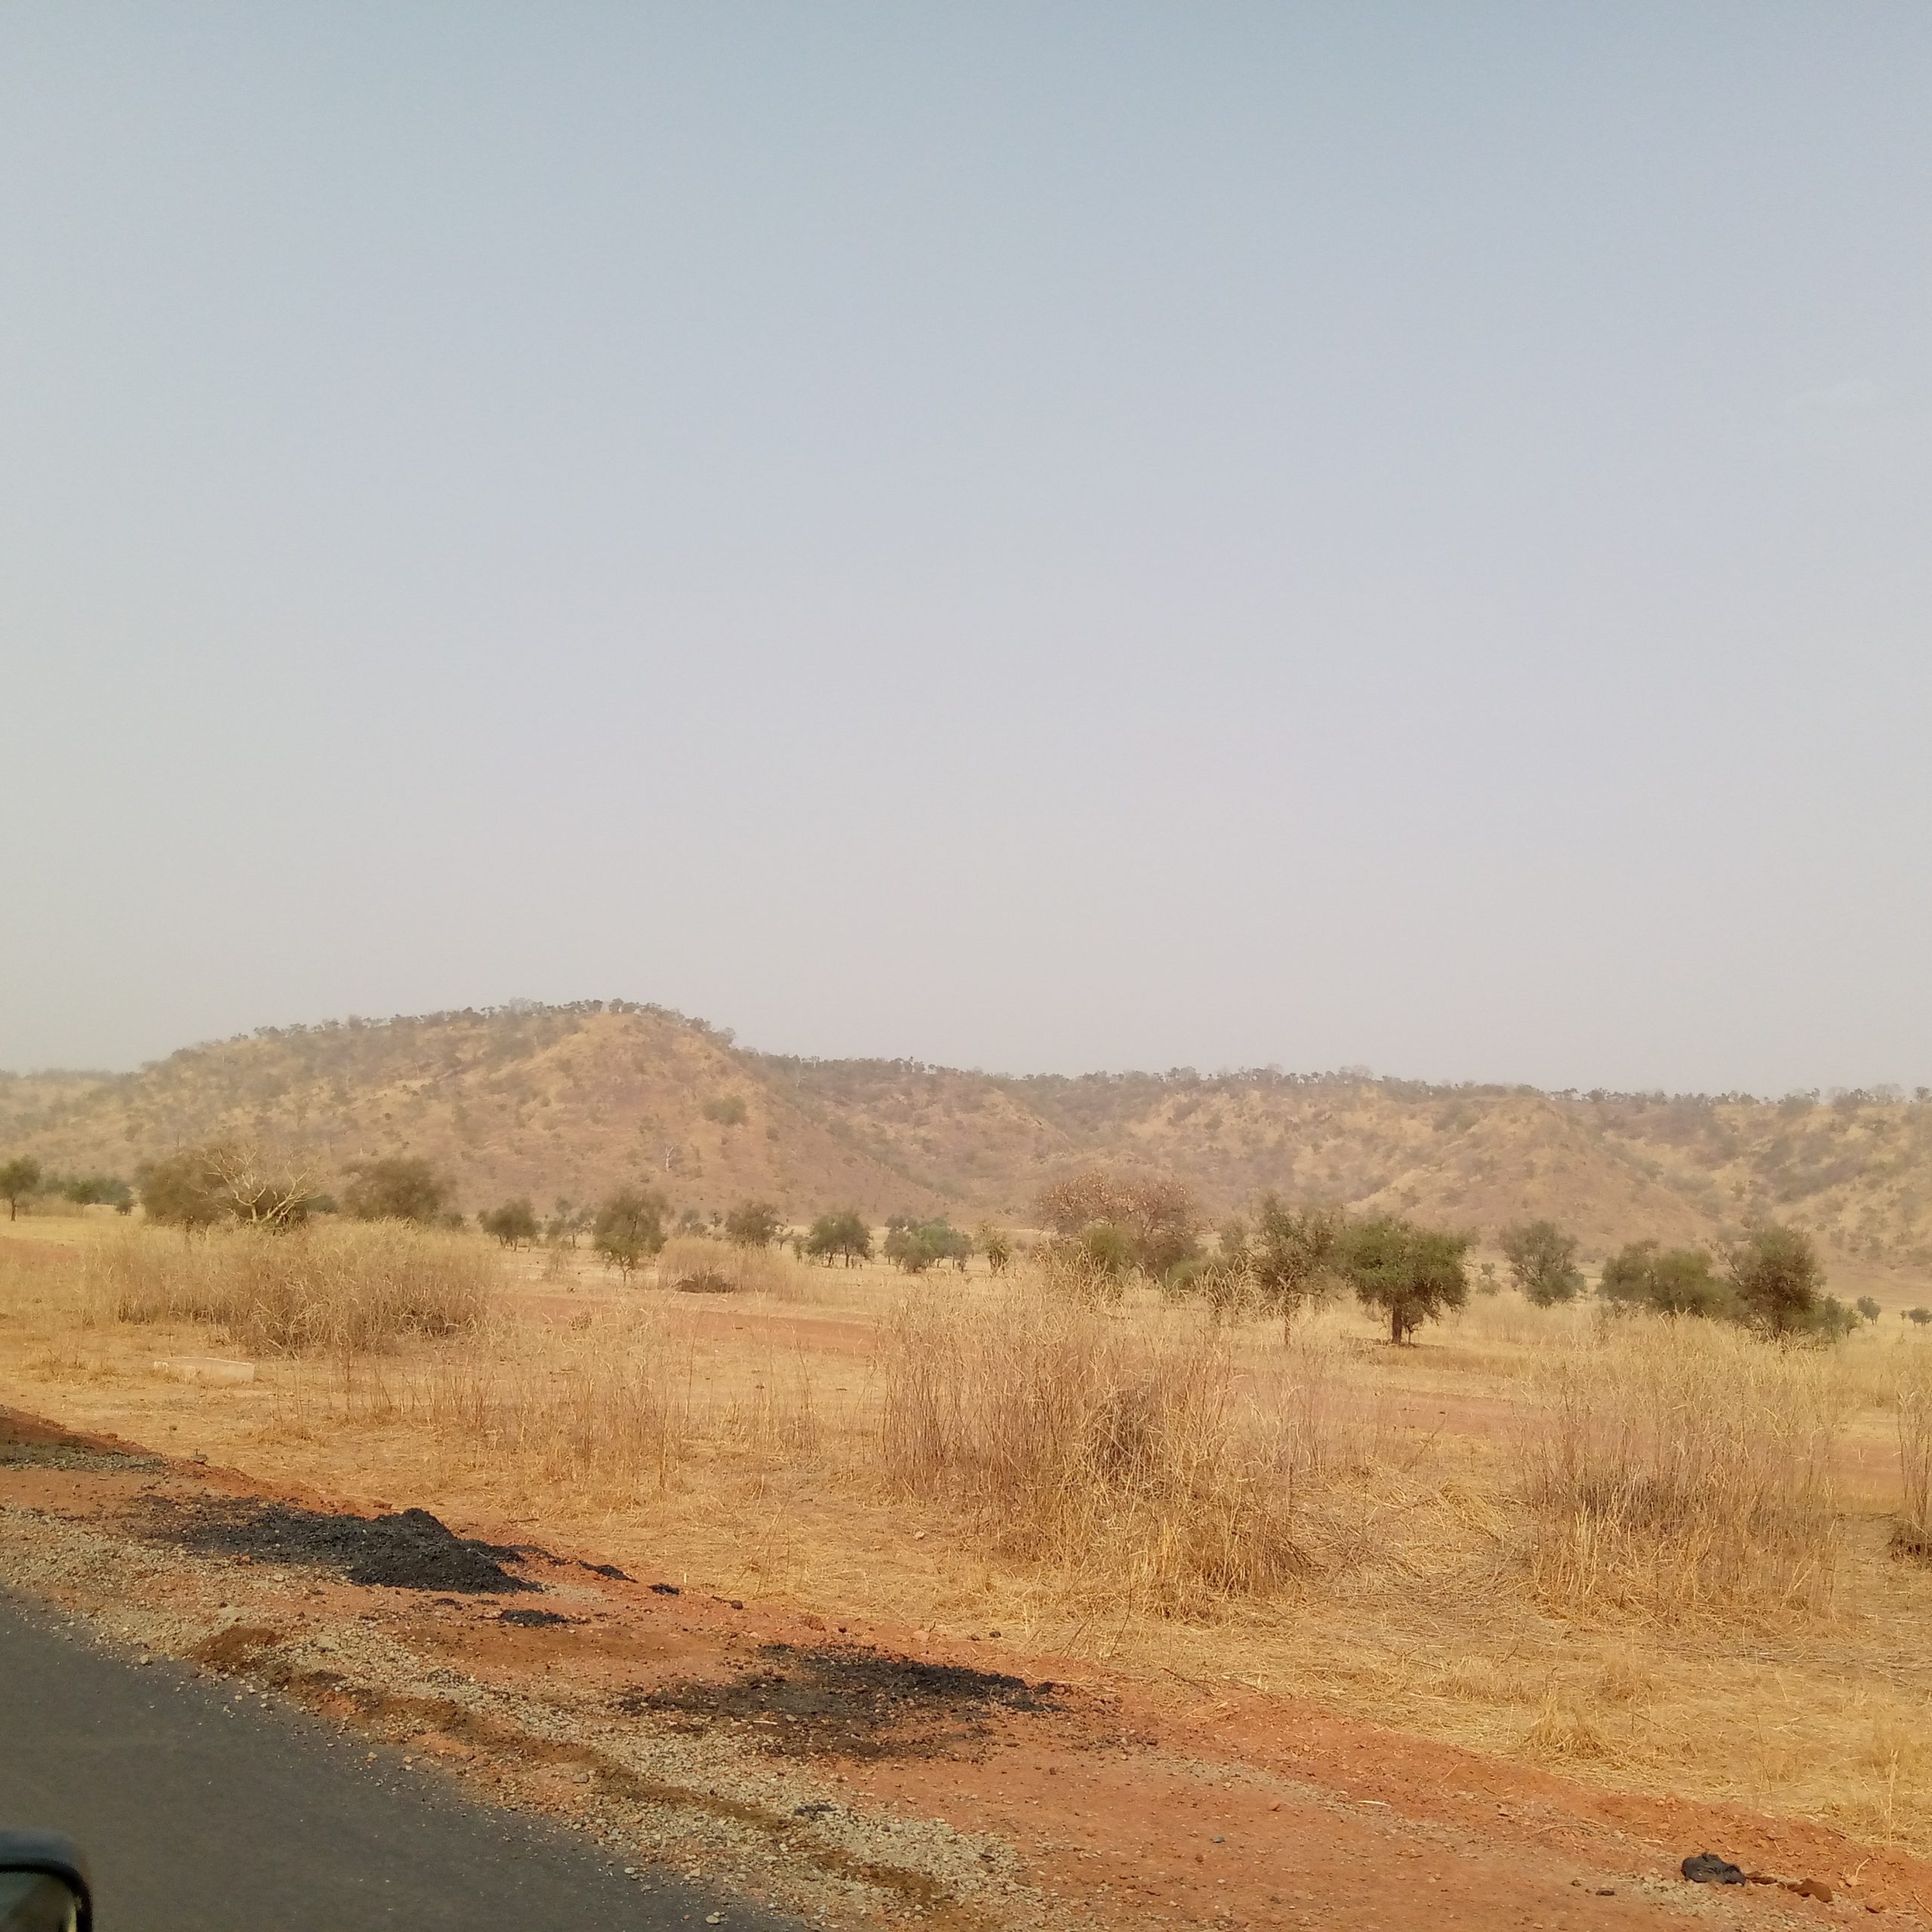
[4,1399,1930,1931]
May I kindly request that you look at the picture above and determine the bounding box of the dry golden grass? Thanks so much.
[1897,1349,1932,1559]
[653,1234,811,1300]
[9,1220,1932,1855]
[1520,1317,1847,1622]
[86,1222,497,1357]
[880,1287,1307,1614]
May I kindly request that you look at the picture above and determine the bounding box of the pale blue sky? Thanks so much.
[5,4,1929,1092]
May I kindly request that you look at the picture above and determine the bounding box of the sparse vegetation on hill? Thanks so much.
[8,1002,1932,1287]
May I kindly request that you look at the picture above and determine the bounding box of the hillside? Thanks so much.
[5,1001,1932,1278]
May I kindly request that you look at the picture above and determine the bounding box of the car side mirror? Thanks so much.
[0,1832,91,1932]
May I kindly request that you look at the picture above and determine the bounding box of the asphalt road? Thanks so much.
[0,1594,803,1931]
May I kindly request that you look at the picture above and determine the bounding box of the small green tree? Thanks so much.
[341,1157,451,1225]
[1034,1170,1198,1279]
[0,1156,43,1222]
[1247,1196,1343,1316]
[803,1209,872,1266]
[723,1200,783,1249]
[702,1094,748,1126]
[60,1173,131,1210]
[884,1216,972,1275]
[1856,1296,1882,1323]
[1597,1241,1737,1319]
[1335,1216,1470,1344]
[592,1186,669,1278]
[976,1223,1011,1275]
[1726,1223,1830,1337]
[1907,1307,1932,1327]
[137,1146,232,1232]
[1497,1220,1584,1306]
[481,1198,540,1247]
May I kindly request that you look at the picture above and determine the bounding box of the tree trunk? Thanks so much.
[1390,1300,1404,1345]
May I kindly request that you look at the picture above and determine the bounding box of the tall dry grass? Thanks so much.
[89,1222,497,1357]
[408,1307,697,1493]
[1896,1349,1932,1559]
[880,1284,1312,1614]
[654,1235,809,1300]
[1520,1315,1847,1622]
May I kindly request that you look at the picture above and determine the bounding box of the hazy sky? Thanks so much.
[5,5,1930,1092]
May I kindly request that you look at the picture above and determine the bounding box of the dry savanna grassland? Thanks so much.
[4,1204,1932,1875]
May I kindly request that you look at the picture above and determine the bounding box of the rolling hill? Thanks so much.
[6,1001,1932,1278]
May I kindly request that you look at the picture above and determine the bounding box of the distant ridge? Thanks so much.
[5,1001,1932,1277]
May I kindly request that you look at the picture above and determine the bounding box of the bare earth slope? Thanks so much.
[8,1002,1932,1273]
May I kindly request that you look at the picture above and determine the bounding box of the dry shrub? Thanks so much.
[655,1235,806,1300]
[1896,1349,1932,1561]
[89,1222,496,1357]
[879,1283,1309,1614]
[1520,1315,1846,1621]
[414,1309,693,1494]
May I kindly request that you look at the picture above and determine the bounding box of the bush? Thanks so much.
[656,1234,804,1299]
[90,1221,496,1356]
[884,1216,971,1275]
[481,1198,539,1247]
[723,1200,783,1249]
[879,1286,1307,1613]
[701,1094,747,1126]
[138,1143,319,1232]
[592,1186,670,1278]
[803,1209,871,1266]
[1598,1241,1737,1320]
[0,1156,42,1222]
[1727,1223,1847,1339]
[58,1173,131,1211]
[1034,1170,1199,1280]
[1499,1220,1585,1306]
[1244,1198,1343,1316]
[341,1158,452,1225]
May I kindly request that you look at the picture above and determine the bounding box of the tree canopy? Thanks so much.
[1334,1215,1471,1343]
[341,1157,452,1224]
[1034,1169,1199,1280]
[0,1156,42,1222]
[481,1198,540,1247]
[1598,1241,1736,1319]
[884,1215,971,1275]
[1243,1197,1343,1315]
[803,1209,872,1266]
[1726,1223,1847,1337]
[723,1200,783,1249]
[592,1186,670,1278]
[1497,1219,1584,1306]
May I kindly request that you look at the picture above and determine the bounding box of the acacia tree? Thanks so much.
[137,1142,316,1232]
[481,1198,540,1247]
[1497,1220,1584,1306]
[593,1186,670,1278]
[341,1157,451,1224]
[803,1209,871,1266]
[884,1216,971,1275]
[724,1200,783,1249]
[1726,1223,1839,1337]
[0,1156,42,1222]
[1034,1169,1198,1281]
[976,1224,1012,1275]
[1335,1215,1470,1344]
[1598,1241,1735,1319]
[1245,1197,1343,1316]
